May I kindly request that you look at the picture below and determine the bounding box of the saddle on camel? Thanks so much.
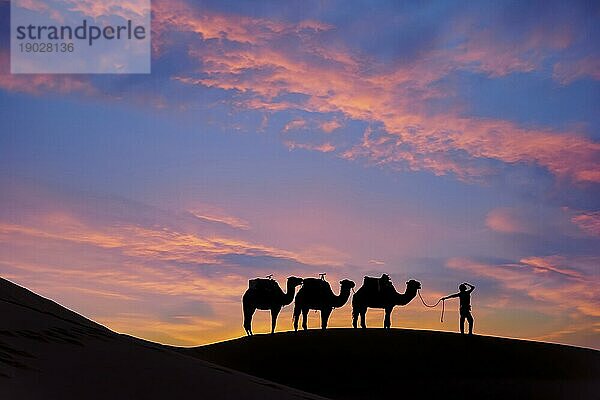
[362,273,394,294]
[248,274,279,292]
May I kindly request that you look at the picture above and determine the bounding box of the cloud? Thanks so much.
[282,117,342,135]
[2,0,598,184]
[64,0,150,20]
[571,211,600,237]
[452,20,573,77]
[0,180,349,344]
[152,0,332,47]
[320,119,342,133]
[284,140,335,153]
[0,216,334,269]
[15,0,65,23]
[447,256,600,318]
[553,56,600,84]
[0,49,94,95]
[188,206,250,230]
[166,1,599,184]
[282,118,307,133]
[485,207,532,234]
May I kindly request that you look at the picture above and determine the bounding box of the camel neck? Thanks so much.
[281,281,297,306]
[395,286,418,306]
[333,286,351,308]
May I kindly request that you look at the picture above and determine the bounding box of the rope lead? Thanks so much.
[417,290,445,323]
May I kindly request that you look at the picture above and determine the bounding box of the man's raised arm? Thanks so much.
[442,293,460,300]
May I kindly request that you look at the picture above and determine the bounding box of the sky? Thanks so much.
[0,0,599,348]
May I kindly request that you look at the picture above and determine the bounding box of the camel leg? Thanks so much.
[302,308,309,330]
[384,307,393,329]
[293,304,301,332]
[243,305,256,336]
[321,308,332,330]
[360,309,367,329]
[271,307,281,334]
[352,308,358,329]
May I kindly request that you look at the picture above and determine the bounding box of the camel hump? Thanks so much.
[249,278,279,292]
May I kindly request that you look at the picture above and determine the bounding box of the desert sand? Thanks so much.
[180,326,600,399]
[0,277,325,399]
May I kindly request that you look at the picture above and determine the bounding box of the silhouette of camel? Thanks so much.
[293,278,355,331]
[242,276,303,336]
[352,276,421,329]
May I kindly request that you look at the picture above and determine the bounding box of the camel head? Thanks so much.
[287,276,304,287]
[340,279,356,290]
[406,279,422,291]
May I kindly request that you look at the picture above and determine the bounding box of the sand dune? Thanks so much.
[180,329,600,400]
[0,278,325,399]
[2,276,598,400]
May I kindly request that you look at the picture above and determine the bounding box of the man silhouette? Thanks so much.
[442,283,475,335]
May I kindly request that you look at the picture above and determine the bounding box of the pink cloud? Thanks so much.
[553,56,600,84]
[64,0,150,20]
[285,140,336,153]
[447,256,600,318]
[165,3,599,184]
[15,0,65,23]
[282,118,307,133]
[0,74,94,95]
[0,187,350,344]
[0,216,336,268]
[0,50,94,95]
[485,208,532,234]
[188,207,250,230]
[453,24,572,77]
[571,211,600,237]
[4,0,598,184]
[152,0,332,48]
[320,119,342,133]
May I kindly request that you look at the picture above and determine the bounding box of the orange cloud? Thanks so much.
[152,0,331,48]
